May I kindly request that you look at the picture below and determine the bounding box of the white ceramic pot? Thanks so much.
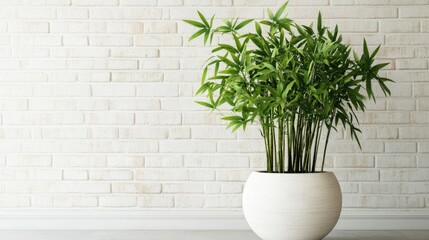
[242,171,342,240]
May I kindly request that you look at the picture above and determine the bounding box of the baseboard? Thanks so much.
[0,209,428,230]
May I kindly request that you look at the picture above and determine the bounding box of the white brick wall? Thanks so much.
[0,0,427,210]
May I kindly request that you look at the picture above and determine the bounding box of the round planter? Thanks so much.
[242,171,342,240]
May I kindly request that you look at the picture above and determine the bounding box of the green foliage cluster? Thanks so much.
[184,2,392,173]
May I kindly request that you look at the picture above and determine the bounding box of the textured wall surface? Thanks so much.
[0,0,428,210]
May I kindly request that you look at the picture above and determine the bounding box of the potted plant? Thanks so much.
[185,2,392,240]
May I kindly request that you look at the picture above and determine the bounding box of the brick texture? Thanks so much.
[0,0,427,210]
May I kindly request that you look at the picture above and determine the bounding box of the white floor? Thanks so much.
[0,231,429,240]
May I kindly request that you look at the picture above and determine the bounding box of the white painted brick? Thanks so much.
[216,170,252,181]
[111,48,158,58]
[221,183,243,194]
[387,98,415,111]
[63,36,88,46]
[57,8,88,19]
[92,84,135,97]
[99,196,137,207]
[396,59,428,70]
[9,21,49,32]
[334,155,375,168]
[135,35,182,46]
[413,84,429,97]
[381,169,429,182]
[111,72,163,82]
[330,20,378,33]
[69,182,110,193]
[77,99,109,110]
[51,48,109,58]
[160,140,216,153]
[377,126,399,139]
[63,169,88,180]
[107,155,144,167]
[170,7,263,19]
[0,196,30,208]
[191,126,236,139]
[34,84,90,97]
[14,35,61,46]
[120,0,157,5]
[14,7,55,18]
[53,155,107,168]
[162,183,204,193]
[343,195,425,208]
[205,195,242,208]
[140,59,180,70]
[90,8,162,19]
[182,112,223,125]
[112,183,161,193]
[0,99,27,111]
[138,195,174,207]
[6,154,51,167]
[119,127,167,139]
[135,112,181,125]
[89,36,133,46]
[0,72,47,82]
[144,22,177,33]
[360,182,414,194]
[419,142,429,153]
[360,112,410,124]
[386,34,429,45]
[399,127,429,139]
[348,170,380,182]
[90,169,133,180]
[400,6,429,18]
[50,21,87,33]
[145,155,183,168]
[3,113,83,125]
[189,169,216,181]
[73,0,118,5]
[417,155,429,167]
[90,127,118,139]
[218,140,265,153]
[135,169,188,181]
[110,99,160,110]
[137,83,178,97]
[377,155,417,168]
[184,155,249,168]
[85,112,134,125]
[94,140,158,153]
[380,20,420,33]
[54,196,98,208]
[417,98,429,110]
[168,127,191,139]
[175,195,205,208]
[385,142,417,153]
[42,127,88,139]
[340,182,359,193]
[204,183,221,194]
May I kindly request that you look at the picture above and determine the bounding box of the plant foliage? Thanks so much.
[184,2,393,173]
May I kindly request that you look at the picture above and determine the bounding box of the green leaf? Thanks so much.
[267,8,274,20]
[195,101,214,109]
[371,62,389,72]
[188,29,206,41]
[222,115,243,121]
[317,11,322,33]
[235,19,254,30]
[255,22,262,36]
[183,19,206,28]
[201,67,208,84]
[363,39,369,58]
[198,11,209,27]
[274,1,288,20]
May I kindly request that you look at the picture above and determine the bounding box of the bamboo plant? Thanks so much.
[184,2,392,173]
